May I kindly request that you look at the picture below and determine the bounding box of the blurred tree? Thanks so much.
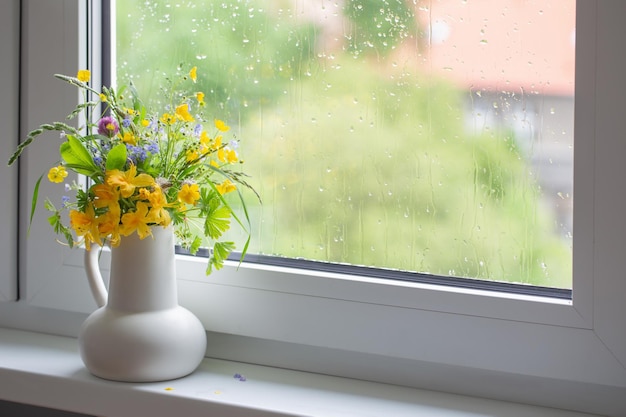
[345,0,417,56]
[116,0,316,121]
[116,0,571,288]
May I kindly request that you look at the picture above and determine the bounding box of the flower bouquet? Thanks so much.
[8,66,258,273]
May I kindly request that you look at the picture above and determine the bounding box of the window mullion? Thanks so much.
[0,0,21,302]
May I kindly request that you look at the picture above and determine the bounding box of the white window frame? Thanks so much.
[1,0,625,415]
[0,0,20,303]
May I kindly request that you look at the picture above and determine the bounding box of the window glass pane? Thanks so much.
[116,0,574,289]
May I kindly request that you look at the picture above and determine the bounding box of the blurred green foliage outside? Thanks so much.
[116,0,571,288]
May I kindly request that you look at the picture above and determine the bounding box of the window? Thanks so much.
[1,1,625,415]
[115,0,574,291]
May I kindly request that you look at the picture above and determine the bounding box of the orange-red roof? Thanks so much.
[415,0,575,96]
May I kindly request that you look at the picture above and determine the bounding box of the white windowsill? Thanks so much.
[0,327,601,417]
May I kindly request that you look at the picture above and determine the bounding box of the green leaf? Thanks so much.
[106,143,128,171]
[59,135,99,177]
[8,122,78,166]
[207,241,235,274]
[27,174,44,236]
[189,236,202,255]
[64,228,75,249]
[204,205,232,240]
[47,213,58,227]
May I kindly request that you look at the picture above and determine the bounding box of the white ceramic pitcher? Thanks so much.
[78,225,207,382]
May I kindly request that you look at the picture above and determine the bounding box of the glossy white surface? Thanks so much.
[0,328,603,417]
[79,227,206,382]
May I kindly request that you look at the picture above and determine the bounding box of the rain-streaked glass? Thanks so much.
[116,0,574,288]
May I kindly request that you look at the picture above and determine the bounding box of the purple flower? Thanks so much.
[97,116,119,137]
[194,124,203,136]
[61,196,71,207]
[126,144,147,164]
[136,148,147,162]
[122,117,131,128]
[144,141,159,154]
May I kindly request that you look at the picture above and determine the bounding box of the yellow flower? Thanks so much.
[141,119,150,127]
[69,204,101,250]
[216,179,236,195]
[214,119,230,132]
[160,113,176,125]
[99,93,107,102]
[211,135,223,151]
[145,187,172,226]
[225,148,238,163]
[178,183,200,205]
[189,66,197,83]
[91,183,119,209]
[77,69,91,83]
[106,165,155,198]
[97,209,121,247]
[175,103,194,122]
[196,92,205,106]
[121,131,137,145]
[47,165,68,183]
[119,202,152,239]
[200,131,211,145]
[90,184,121,245]
[137,187,151,201]
[186,148,199,162]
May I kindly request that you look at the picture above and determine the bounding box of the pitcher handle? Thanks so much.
[84,246,108,308]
